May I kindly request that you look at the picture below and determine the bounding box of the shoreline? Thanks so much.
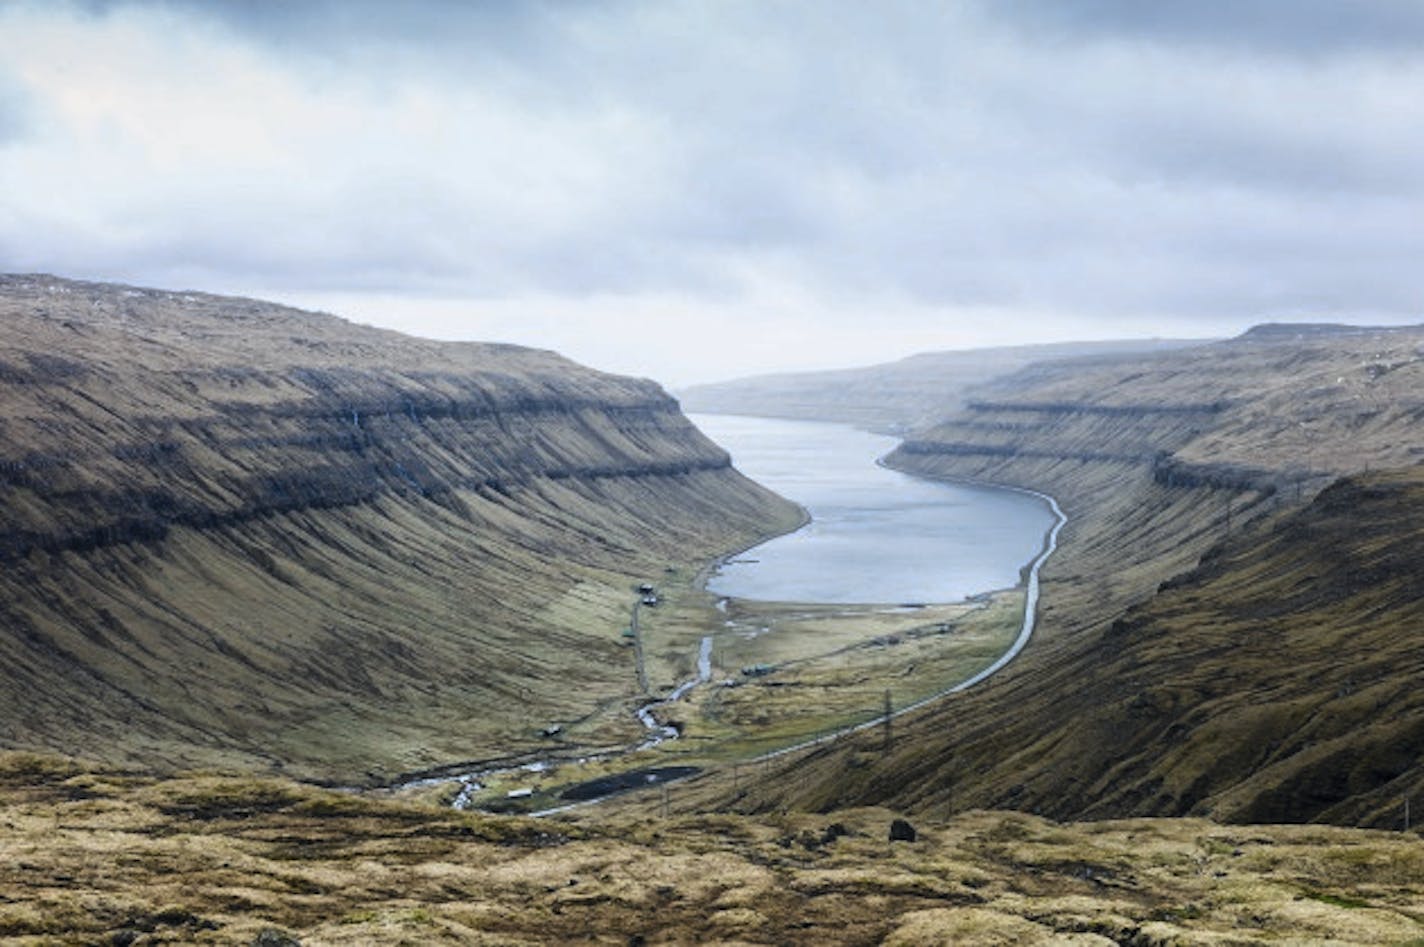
[691,502,813,595]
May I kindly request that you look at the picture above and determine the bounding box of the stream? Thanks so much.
[393,633,715,810]
[637,635,713,749]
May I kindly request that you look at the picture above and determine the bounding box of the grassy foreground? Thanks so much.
[3,753,1422,945]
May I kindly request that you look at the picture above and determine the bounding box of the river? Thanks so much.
[692,414,1057,604]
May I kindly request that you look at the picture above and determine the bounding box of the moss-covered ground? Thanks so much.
[3,752,1421,945]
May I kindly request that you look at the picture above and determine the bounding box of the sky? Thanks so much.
[3,1,1424,386]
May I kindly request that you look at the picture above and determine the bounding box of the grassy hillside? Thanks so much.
[0,275,801,782]
[721,468,1424,829]
[716,323,1424,827]
[677,339,1203,432]
[4,752,1421,945]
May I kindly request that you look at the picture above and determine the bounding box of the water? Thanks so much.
[692,414,1057,604]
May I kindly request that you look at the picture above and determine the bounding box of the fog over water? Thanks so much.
[694,414,1056,604]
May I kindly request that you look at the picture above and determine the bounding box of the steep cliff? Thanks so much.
[0,275,800,781]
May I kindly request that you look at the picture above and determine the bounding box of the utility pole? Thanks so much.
[882,689,893,755]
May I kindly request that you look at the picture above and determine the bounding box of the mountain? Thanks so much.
[677,339,1206,432]
[720,323,1424,827]
[0,275,800,783]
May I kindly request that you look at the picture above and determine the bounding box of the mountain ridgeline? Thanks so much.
[722,323,1424,828]
[0,275,800,782]
[677,338,1204,432]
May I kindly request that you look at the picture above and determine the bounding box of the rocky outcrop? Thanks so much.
[0,275,799,781]
[0,276,737,556]
[0,391,733,562]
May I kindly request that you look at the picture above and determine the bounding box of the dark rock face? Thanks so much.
[889,818,916,842]
[0,276,797,780]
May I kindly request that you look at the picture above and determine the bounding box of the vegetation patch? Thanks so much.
[2,757,1423,944]
[1302,889,1371,909]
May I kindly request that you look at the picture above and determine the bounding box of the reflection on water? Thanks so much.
[692,413,1056,604]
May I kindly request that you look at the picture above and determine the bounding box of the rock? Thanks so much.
[889,818,917,842]
[251,930,302,947]
[821,822,850,845]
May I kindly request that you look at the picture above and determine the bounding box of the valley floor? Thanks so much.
[3,754,1422,945]
[393,586,1028,814]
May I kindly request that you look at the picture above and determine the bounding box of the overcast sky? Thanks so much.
[3,1,1424,385]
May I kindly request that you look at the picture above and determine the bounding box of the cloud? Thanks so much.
[0,73,33,145]
[2,1,1423,384]
[979,0,1424,57]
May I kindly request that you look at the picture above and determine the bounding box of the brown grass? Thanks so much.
[3,753,1422,945]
